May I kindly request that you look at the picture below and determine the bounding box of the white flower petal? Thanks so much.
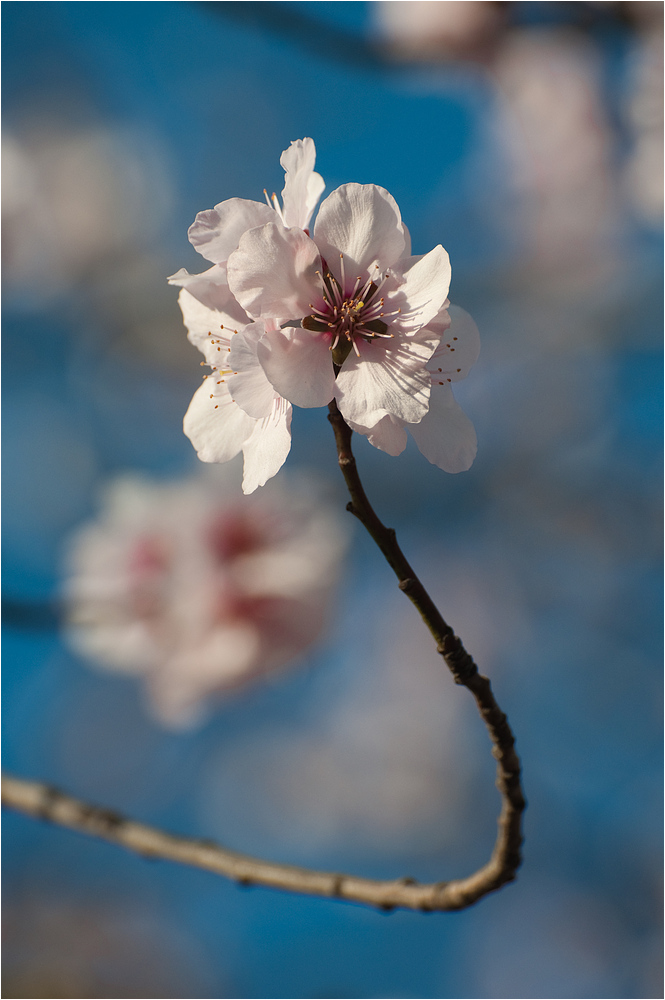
[427,304,480,382]
[241,397,293,494]
[256,326,336,408]
[314,183,406,279]
[385,246,452,334]
[177,288,250,361]
[402,222,412,257]
[183,381,256,464]
[168,264,251,321]
[228,222,321,321]
[188,198,274,264]
[421,299,452,340]
[347,414,408,456]
[335,327,439,426]
[408,382,477,473]
[227,324,277,419]
[280,137,325,230]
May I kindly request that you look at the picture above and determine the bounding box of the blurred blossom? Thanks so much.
[63,469,345,728]
[373,1,506,62]
[492,28,620,287]
[1,894,218,999]
[2,123,173,304]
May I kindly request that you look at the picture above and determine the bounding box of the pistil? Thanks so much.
[302,255,399,370]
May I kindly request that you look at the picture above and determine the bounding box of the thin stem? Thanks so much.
[326,399,525,903]
[1,407,524,914]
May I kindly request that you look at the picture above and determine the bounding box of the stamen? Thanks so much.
[270,192,285,224]
[371,270,392,297]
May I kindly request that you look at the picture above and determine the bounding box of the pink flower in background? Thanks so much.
[64,472,344,728]
[172,138,479,489]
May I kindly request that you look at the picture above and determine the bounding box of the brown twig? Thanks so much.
[2,406,524,913]
[326,399,525,906]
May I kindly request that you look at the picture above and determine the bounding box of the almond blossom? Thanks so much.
[172,137,479,489]
[227,182,452,430]
[63,472,344,728]
[169,138,325,493]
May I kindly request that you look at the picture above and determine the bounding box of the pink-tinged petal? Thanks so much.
[422,299,451,340]
[183,381,256,464]
[314,183,406,280]
[227,325,277,419]
[177,288,248,360]
[256,326,336,408]
[408,383,477,473]
[169,264,250,321]
[228,222,321,321]
[427,304,480,382]
[347,414,408,457]
[334,327,439,426]
[241,396,292,494]
[280,137,325,230]
[188,198,274,264]
[384,246,452,334]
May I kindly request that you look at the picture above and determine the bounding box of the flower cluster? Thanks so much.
[171,139,479,493]
[63,472,344,728]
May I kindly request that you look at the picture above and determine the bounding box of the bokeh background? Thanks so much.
[2,2,662,998]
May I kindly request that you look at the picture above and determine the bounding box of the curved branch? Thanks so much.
[5,767,507,912]
[326,400,525,904]
[2,408,524,913]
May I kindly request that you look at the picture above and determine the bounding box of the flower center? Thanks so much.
[302,255,400,369]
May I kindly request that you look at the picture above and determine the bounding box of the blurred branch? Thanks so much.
[2,598,60,631]
[4,768,513,912]
[199,0,640,72]
[327,399,525,907]
[199,1,387,69]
